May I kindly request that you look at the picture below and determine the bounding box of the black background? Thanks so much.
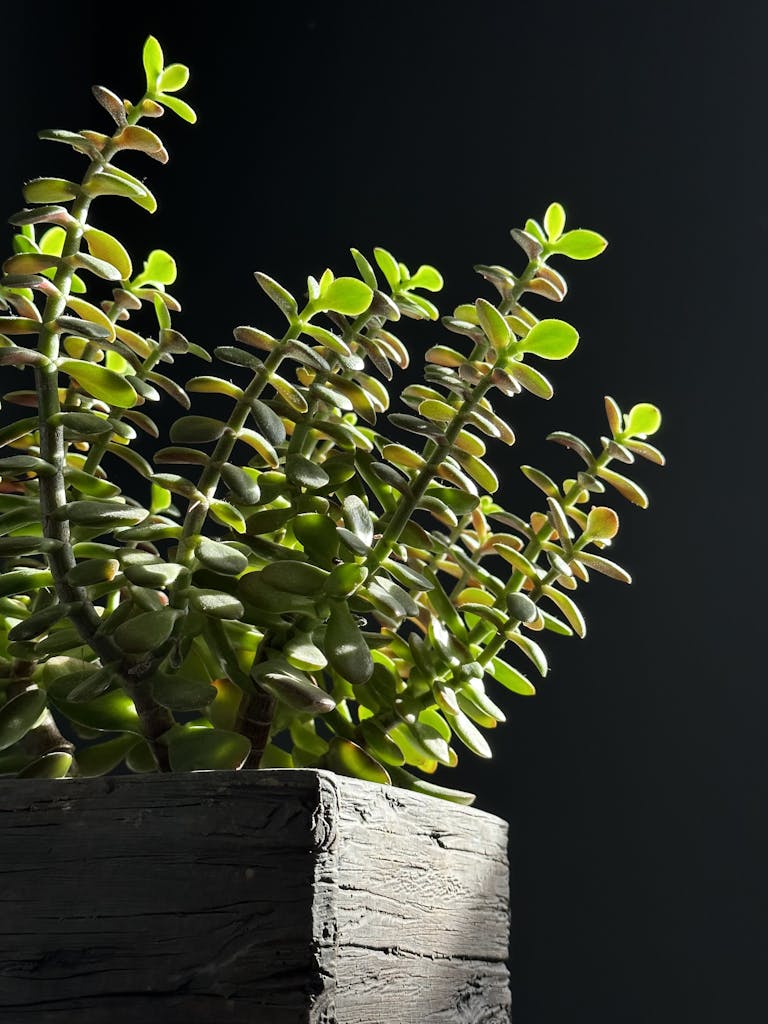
[3,2,766,1021]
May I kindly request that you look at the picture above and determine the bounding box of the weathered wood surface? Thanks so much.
[0,769,511,1022]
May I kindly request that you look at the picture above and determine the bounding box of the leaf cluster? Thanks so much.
[0,46,664,802]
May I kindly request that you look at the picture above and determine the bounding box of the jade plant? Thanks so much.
[0,37,664,803]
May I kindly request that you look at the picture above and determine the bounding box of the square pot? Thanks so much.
[0,768,511,1022]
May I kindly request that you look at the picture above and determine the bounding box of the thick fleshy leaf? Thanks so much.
[133,249,177,287]
[221,463,261,504]
[450,710,492,758]
[624,403,662,437]
[151,674,217,711]
[325,600,374,684]
[58,359,137,408]
[158,94,197,123]
[313,276,370,315]
[342,494,374,547]
[598,467,649,508]
[475,298,510,348]
[327,736,391,785]
[575,550,632,583]
[168,727,251,771]
[196,538,249,575]
[518,318,579,360]
[373,248,400,290]
[505,630,548,676]
[549,229,607,260]
[408,264,443,291]
[142,34,164,90]
[261,560,329,594]
[284,633,328,672]
[0,689,47,751]
[83,227,132,280]
[187,589,245,619]
[584,506,620,541]
[111,609,180,655]
[16,751,73,779]
[75,734,137,777]
[293,513,340,563]
[387,765,476,805]
[49,689,143,735]
[254,272,297,318]
[169,416,226,443]
[286,454,330,490]
[506,361,553,399]
[544,202,566,241]
[257,664,335,713]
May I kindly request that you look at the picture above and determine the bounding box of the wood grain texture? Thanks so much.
[0,769,511,1022]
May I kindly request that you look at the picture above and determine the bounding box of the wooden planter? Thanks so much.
[0,768,511,1022]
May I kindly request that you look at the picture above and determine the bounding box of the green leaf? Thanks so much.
[254,272,297,319]
[133,249,177,287]
[450,709,492,758]
[248,398,286,445]
[575,550,632,583]
[53,500,147,528]
[158,63,190,92]
[143,35,164,91]
[584,506,619,541]
[373,248,400,290]
[475,298,510,348]
[597,467,649,508]
[75,734,137,777]
[284,633,328,672]
[169,416,225,443]
[159,94,197,124]
[257,663,335,713]
[286,454,330,490]
[326,601,374,685]
[316,277,373,315]
[221,464,261,504]
[0,568,53,597]
[187,589,245,619]
[196,538,249,576]
[408,264,443,291]
[349,248,378,289]
[293,513,340,564]
[624,403,662,437]
[23,178,79,204]
[544,202,566,241]
[506,361,553,399]
[0,689,47,751]
[518,319,579,360]
[58,359,137,408]
[168,727,251,771]
[16,751,73,779]
[550,229,607,260]
[151,674,217,711]
[506,593,538,623]
[50,689,143,735]
[505,630,548,676]
[83,227,132,280]
[541,585,586,638]
[387,765,476,805]
[112,609,179,654]
[324,563,368,599]
[327,736,391,785]
[261,560,329,594]
[342,494,374,547]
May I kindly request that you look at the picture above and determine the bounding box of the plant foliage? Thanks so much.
[0,42,664,802]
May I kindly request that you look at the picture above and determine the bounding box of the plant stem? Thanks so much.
[32,98,175,770]
[471,446,614,665]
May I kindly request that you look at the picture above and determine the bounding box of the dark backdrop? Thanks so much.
[3,2,766,1021]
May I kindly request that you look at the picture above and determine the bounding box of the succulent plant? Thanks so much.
[0,37,664,803]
